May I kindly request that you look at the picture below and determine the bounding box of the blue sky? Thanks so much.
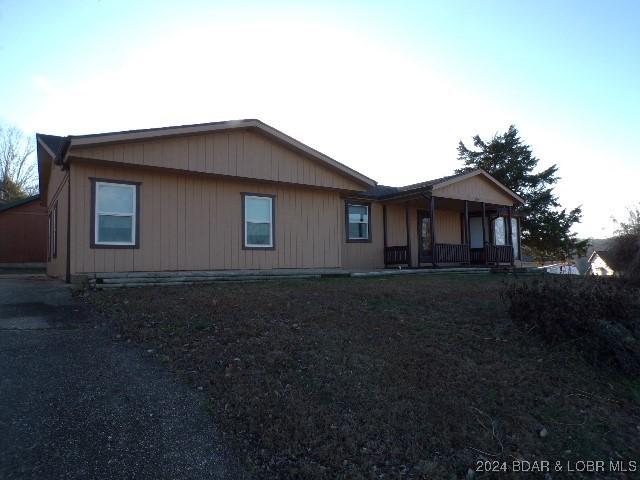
[1,0,638,237]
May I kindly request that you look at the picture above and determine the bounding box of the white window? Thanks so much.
[94,181,137,246]
[511,217,519,257]
[494,217,506,246]
[244,194,274,248]
[347,203,370,241]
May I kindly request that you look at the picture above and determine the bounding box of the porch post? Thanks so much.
[481,202,488,266]
[464,200,470,264]
[383,204,388,267]
[464,200,469,243]
[517,217,521,260]
[383,204,388,249]
[405,202,412,268]
[507,206,514,266]
[430,195,437,267]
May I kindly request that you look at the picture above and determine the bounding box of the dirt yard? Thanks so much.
[89,274,640,479]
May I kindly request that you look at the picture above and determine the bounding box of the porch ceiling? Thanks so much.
[380,194,515,214]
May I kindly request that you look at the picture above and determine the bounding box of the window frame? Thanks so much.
[345,201,372,243]
[90,178,141,249]
[242,192,276,250]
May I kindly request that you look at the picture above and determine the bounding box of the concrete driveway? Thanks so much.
[0,277,244,479]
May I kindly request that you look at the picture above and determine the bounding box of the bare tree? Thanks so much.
[613,203,640,236]
[0,124,37,204]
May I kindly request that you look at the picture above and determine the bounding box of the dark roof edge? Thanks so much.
[67,118,261,140]
[0,194,40,212]
[36,133,72,165]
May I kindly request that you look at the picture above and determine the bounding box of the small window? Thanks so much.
[346,202,371,242]
[92,180,139,247]
[243,194,274,248]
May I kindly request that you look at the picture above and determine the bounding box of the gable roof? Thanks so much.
[360,169,524,204]
[35,121,526,206]
[61,119,375,187]
[0,195,40,213]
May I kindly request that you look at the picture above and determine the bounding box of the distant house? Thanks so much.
[0,195,48,265]
[37,119,525,282]
[588,250,618,276]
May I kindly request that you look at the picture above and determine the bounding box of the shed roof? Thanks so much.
[0,195,40,213]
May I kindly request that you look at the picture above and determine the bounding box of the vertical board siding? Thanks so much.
[71,130,365,191]
[385,204,407,246]
[70,163,343,273]
[45,165,69,278]
[341,202,385,269]
[48,186,68,278]
[435,209,461,244]
[432,175,515,205]
[1,201,47,264]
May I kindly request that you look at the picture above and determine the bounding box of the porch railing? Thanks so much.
[384,245,410,266]
[384,243,513,266]
[485,244,514,263]
[471,244,514,264]
[434,243,470,264]
[470,248,485,264]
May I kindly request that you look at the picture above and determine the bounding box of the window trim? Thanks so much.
[90,178,141,249]
[241,192,276,250]
[345,201,372,243]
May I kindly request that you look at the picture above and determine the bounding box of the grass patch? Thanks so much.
[89,275,640,478]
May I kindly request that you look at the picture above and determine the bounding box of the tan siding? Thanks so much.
[46,165,69,279]
[432,175,515,206]
[435,209,461,244]
[386,204,407,246]
[71,130,364,191]
[341,202,385,270]
[69,163,343,274]
[48,188,68,278]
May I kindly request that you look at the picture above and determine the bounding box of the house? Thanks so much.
[0,195,48,265]
[587,250,618,276]
[36,119,524,283]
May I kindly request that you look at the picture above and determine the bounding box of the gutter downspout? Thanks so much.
[65,166,71,284]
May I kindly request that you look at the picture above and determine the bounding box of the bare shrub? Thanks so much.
[609,233,640,285]
[503,276,640,374]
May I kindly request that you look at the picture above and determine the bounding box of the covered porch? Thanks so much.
[381,194,521,268]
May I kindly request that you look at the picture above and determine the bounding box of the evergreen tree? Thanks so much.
[456,125,588,261]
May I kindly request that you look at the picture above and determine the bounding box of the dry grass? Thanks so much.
[89,274,640,479]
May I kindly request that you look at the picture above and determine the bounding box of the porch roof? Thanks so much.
[359,169,524,205]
